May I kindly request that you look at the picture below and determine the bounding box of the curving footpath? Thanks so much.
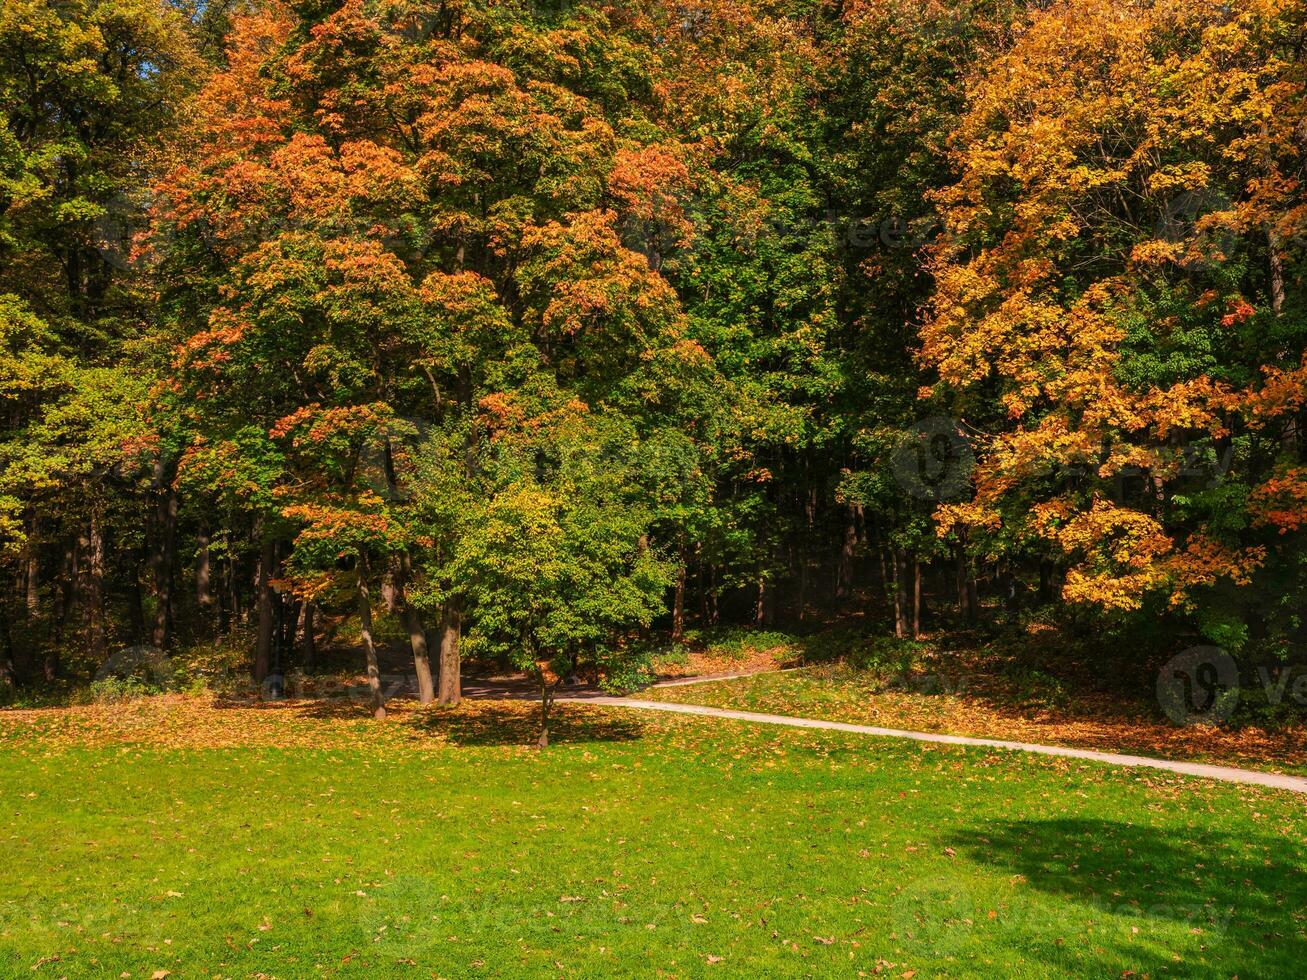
[564,695,1307,795]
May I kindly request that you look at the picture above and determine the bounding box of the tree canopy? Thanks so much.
[1,0,1304,737]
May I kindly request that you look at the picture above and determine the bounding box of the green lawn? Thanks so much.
[644,666,1307,777]
[1,700,1304,977]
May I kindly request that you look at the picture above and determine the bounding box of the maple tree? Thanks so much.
[921,0,1307,655]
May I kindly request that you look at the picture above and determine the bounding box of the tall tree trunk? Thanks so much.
[1002,567,1020,613]
[436,606,462,705]
[698,560,709,625]
[50,541,76,682]
[24,511,39,618]
[754,576,774,627]
[1266,233,1298,453]
[396,553,434,705]
[280,596,297,660]
[954,543,975,621]
[437,602,462,705]
[537,673,554,749]
[912,555,922,639]
[356,561,386,720]
[300,602,316,670]
[254,537,275,685]
[836,505,857,599]
[0,596,16,690]
[224,530,239,632]
[1270,228,1286,316]
[127,550,146,645]
[796,543,808,622]
[1038,560,1055,603]
[86,505,107,665]
[671,558,686,643]
[196,521,213,618]
[150,466,178,649]
[893,548,909,639]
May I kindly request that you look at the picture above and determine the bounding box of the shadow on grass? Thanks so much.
[207,691,648,747]
[411,702,647,747]
[944,817,1306,975]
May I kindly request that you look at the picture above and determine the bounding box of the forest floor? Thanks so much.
[1,693,1305,977]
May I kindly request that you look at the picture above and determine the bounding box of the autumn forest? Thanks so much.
[2,0,1306,726]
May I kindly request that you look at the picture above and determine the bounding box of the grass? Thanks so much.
[1,695,1305,978]
[641,643,1307,777]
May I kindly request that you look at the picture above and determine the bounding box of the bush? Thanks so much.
[171,630,254,694]
[700,627,798,659]
[596,646,657,694]
[78,676,158,705]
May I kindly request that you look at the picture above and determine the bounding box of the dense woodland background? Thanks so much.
[1,0,1305,720]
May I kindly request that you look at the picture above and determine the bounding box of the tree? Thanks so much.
[431,403,673,746]
[157,0,713,715]
[922,0,1307,651]
[0,0,197,681]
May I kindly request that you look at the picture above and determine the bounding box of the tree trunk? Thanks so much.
[1002,568,1020,613]
[1038,560,1055,603]
[279,597,297,660]
[1270,228,1285,316]
[127,550,146,645]
[797,543,808,622]
[223,530,238,632]
[396,553,434,705]
[150,473,178,650]
[671,559,686,643]
[836,505,857,599]
[698,560,709,625]
[954,543,975,621]
[356,561,387,720]
[893,548,909,639]
[24,511,39,618]
[86,505,107,665]
[299,602,317,670]
[537,674,554,748]
[912,555,922,639]
[196,522,213,616]
[254,537,275,684]
[0,597,16,690]
[50,540,76,682]
[437,601,461,705]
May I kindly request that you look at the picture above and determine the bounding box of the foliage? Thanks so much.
[1,0,1305,726]
[922,0,1307,648]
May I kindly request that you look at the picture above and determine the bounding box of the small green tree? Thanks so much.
[432,405,673,746]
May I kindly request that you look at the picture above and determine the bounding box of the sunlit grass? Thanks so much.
[1,698,1304,977]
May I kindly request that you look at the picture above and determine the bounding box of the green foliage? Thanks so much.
[424,408,676,680]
